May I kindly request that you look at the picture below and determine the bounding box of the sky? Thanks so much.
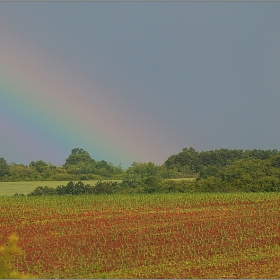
[0,2,280,168]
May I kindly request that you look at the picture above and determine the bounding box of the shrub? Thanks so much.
[27,186,56,196]
[0,234,33,278]
[91,181,120,195]
[55,181,93,195]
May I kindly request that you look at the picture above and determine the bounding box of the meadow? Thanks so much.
[1,192,280,278]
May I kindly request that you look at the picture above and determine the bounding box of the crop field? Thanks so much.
[1,193,280,278]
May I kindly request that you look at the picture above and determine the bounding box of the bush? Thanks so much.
[13,193,25,197]
[119,179,141,189]
[0,234,33,278]
[56,181,93,195]
[91,181,120,195]
[159,180,196,193]
[27,186,56,196]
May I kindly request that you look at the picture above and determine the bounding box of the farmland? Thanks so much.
[1,193,280,278]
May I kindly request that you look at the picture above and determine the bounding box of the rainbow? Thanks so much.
[0,25,166,167]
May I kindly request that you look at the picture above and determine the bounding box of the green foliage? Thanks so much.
[199,166,220,179]
[27,181,121,196]
[159,180,196,193]
[123,163,171,193]
[29,160,48,173]
[165,147,199,174]
[195,157,280,192]
[126,162,160,180]
[28,186,57,196]
[119,178,141,189]
[65,148,94,165]
[26,178,197,196]
[64,148,124,179]
[1,148,124,182]
[142,175,163,193]
[0,158,10,179]
[270,154,280,168]
[63,181,91,195]
[165,147,280,177]
[0,234,32,278]
[91,181,120,195]
[13,193,25,197]
[3,147,280,194]
[27,181,91,196]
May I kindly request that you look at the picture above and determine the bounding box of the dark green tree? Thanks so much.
[92,181,119,195]
[126,162,160,180]
[29,160,48,173]
[0,158,10,178]
[27,186,56,196]
[65,148,94,166]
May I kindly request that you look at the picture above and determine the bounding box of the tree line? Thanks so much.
[195,155,280,192]
[0,148,125,181]
[165,147,279,175]
[3,147,280,193]
[0,147,189,181]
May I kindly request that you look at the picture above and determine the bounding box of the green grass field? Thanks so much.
[0,178,196,196]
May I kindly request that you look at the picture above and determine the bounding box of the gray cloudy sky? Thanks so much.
[1,2,280,166]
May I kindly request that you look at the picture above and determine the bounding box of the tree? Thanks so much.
[9,164,28,180]
[195,156,280,193]
[128,162,159,177]
[0,158,10,178]
[29,160,48,173]
[27,186,56,196]
[199,166,220,179]
[164,147,199,174]
[143,175,163,193]
[92,181,119,195]
[270,154,280,168]
[65,148,94,166]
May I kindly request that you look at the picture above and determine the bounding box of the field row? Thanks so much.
[1,193,280,278]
